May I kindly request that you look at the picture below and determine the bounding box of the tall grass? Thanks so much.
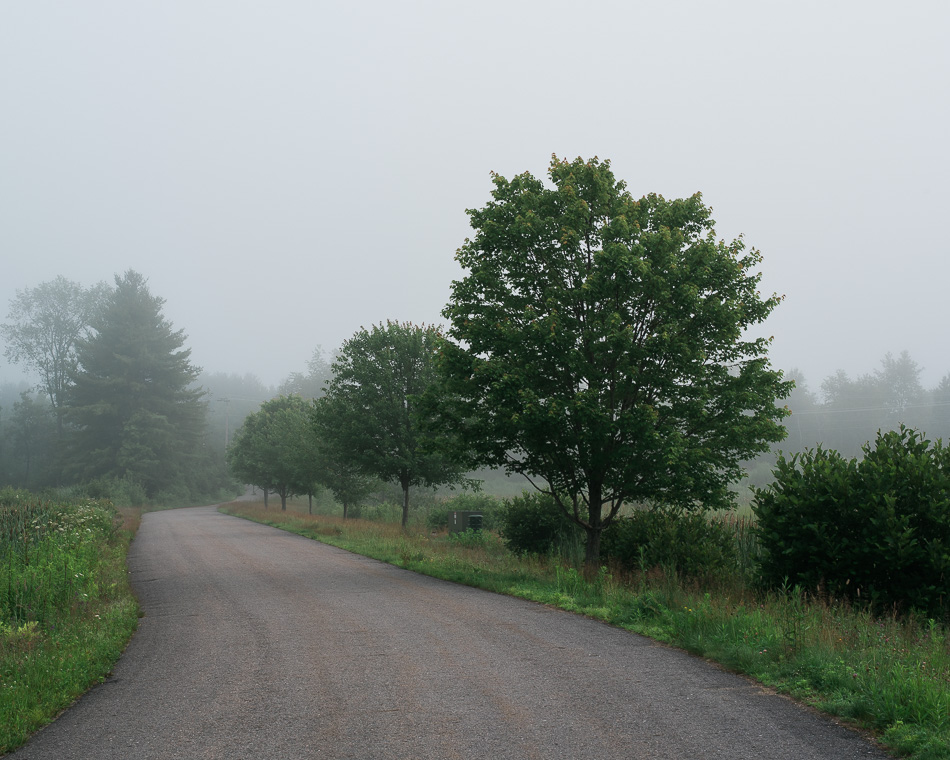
[0,489,140,754]
[222,501,950,760]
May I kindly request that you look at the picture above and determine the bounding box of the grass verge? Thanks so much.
[220,501,950,760]
[0,496,141,754]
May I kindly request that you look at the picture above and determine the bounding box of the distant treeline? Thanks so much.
[746,351,950,485]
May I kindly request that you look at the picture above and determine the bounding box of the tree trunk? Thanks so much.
[308,493,312,515]
[343,501,349,519]
[264,488,268,508]
[584,481,604,570]
[584,526,603,570]
[280,491,287,511]
[401,479,410,529]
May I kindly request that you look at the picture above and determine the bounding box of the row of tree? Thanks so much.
[226,156,793,567]
[781,352,950,456]
[226,323,469,524]
[6,157,940,568]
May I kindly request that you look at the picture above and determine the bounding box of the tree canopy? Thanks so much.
[65,270,207,497]
[227,394,317,510]
[439,155,792,565]
[312,321,469,527]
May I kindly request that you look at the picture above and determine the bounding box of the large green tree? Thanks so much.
[1,276,108,436]
[226,395,317,511]
[439,155,791,566]
[65,271,207,497]
[312,322,468,527]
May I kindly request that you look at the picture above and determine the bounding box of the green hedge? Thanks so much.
[753,426,950,616]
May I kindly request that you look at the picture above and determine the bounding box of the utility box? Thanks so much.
[449,510,483,533]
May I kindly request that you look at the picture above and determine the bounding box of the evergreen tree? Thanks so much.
[65,271,207,497]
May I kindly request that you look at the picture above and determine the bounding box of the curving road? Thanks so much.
[13,506,889,759]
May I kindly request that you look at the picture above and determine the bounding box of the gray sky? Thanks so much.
[2,1,947,391]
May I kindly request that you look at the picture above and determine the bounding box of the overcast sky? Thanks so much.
[1,1,947,392]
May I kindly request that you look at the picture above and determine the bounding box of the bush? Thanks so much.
[499,491,582,557]
[81,476,148,507]
[601,507,737,578]
[753,426,950,616]
[426,492,501,532]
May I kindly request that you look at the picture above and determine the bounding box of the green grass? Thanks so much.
[0,492,141,754]
[221,501,950,760]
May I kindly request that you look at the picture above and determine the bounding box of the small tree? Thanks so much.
[315,445,378,519]
[312,322,469,528]
[439,155,791,567]
[227,395,315,511]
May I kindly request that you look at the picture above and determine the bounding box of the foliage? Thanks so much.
[4,392,56,488]
[227,394,317,510]
[425,492,502,532]
[439,155,791,565]
[80,475,149,507]
[600,508,737,579]
[65,271,208,498]
[754,426,950,616]
[0,276,108,436]
[447,527,495,549]
[498,490,582,557]
[0,493,139,753]
[311,424,380,519]
[312,321,470,527]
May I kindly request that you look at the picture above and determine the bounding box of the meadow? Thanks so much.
[221,500,950,760]
[0,490,140,754]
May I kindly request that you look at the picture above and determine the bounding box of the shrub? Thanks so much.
[81,476,147,507]
[499,491,582,557]
[753,426,950,616]
[601,507,737,578]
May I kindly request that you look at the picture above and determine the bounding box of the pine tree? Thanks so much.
[65,270,207,497]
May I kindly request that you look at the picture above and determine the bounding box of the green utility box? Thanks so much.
[449,510,483,533]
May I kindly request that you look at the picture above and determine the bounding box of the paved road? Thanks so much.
[13,506,889,759]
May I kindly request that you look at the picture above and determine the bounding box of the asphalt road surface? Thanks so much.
[12,506,891,760]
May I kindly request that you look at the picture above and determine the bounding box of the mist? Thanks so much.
[2,1,948,390]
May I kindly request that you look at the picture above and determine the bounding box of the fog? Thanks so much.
[2,1,948,390]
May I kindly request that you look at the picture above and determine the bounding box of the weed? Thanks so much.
[0,494,140,754]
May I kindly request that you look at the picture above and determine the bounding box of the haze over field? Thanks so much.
[1,1,947,389]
